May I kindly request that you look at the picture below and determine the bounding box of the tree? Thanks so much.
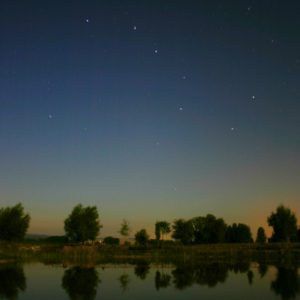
[64,204,101,243]
[135,229,149,247]
[226,223,252,243]
[103,236,120,245]
[172,219,194,244]
[192,215,227,244]
[256,227,267,244]
[119,219,131,238]
[267,205,298,242]
[0,203,30,241]
[155,221,171,242]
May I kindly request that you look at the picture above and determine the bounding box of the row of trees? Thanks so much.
[0,203,300,244]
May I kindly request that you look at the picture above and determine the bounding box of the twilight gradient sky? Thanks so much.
[1,1,299,237]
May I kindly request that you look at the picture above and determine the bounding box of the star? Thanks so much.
[251,95,256,100]
[182,75,186,80]
[48,114,53,119]
[85,18,90,23]
[179,107,183,111]
[133,25,137,30]
[154,49,158,54]
[230,127,235,131]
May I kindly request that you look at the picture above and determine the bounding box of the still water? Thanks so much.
[0,261,300,299]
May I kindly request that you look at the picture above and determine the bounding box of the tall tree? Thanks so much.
[64,204,101,243]
[256,227,267,244]
[155,221,171,242]
[172,219,194,244]
[226,223,252,243]
[0,203,30,241]
[267,205,298,242]
[134,229,149,247]
[192,215,227,244]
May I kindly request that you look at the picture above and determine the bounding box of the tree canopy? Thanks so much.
[226,223,252,243]
[0,203,30,241]
[64,204,101,243]
[135,229,149,247]
[267,205,298,242]
[256,227,267,244]
[155,221,171,241]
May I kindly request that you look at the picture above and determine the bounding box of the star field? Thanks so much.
[0,0,299,236]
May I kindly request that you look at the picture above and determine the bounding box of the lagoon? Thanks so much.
[1,261,300,299]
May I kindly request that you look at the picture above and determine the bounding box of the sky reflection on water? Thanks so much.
[0,261,299,299]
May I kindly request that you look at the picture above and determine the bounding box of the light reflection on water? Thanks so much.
[0,261,299,299]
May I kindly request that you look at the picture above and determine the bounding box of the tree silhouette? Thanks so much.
[64,204,102,242]
[256,227,267,244]
[134,229,149,247]
[226,223,252,243]
[268,205,298,242]
[155,221,171,246]
[62,266,100,300]
[0,203,30,241]
[172,219,194,244]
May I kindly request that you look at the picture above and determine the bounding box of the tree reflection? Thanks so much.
[258,263,268,278]
[134,262,150,280]
[62,266,100,300]
[271,265,300,300]
[155,271,171,290]
[172,263,228,290]
[247,270,254,285]
[194,263,228,287]
[172,266,194,290]
[118,274,130,292]
[0,264,26,300]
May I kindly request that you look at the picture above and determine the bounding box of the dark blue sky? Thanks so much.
[1,0,299,236]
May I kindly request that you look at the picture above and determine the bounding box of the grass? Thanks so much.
[1,241,300,265]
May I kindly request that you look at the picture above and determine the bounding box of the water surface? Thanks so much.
[0,261,299,299]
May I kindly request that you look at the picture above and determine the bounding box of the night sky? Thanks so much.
[1,1,299,236]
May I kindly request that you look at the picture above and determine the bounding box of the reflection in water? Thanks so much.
[172,263,229,290]
[118,274,130,292]
[229,261,250,274]
[155,271,171,290]
[247,270,254,285]
[258,263,268,278]
[62,266,100,300]
[271,265,300,300]
[0,264,26,300]
[134,262,150,280]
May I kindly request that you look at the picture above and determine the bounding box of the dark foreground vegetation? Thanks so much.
[1,240,300,267]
